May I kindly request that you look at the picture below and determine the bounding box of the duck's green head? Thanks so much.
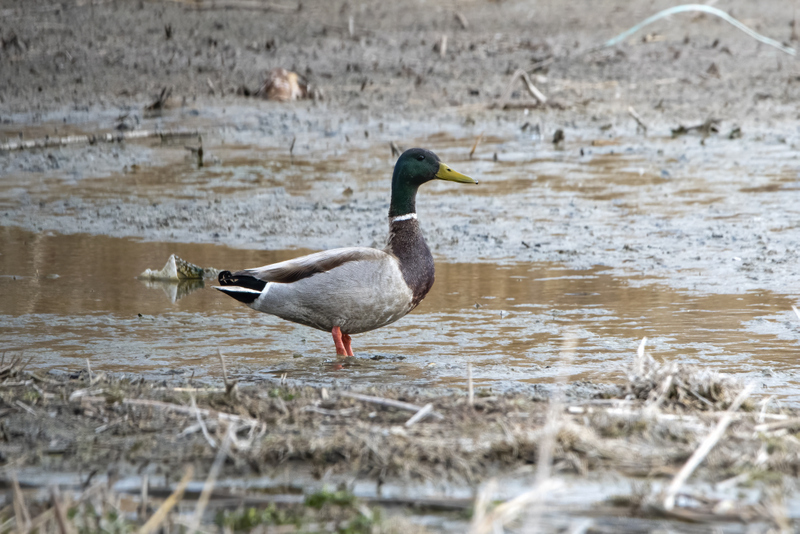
[389,148,477,217]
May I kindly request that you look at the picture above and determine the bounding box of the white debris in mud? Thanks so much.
[138,254,219,281]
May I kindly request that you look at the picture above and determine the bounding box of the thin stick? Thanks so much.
[155,387,225,393]
[26,509,55,533]
[404,403,433,427]
[635,336,647,377]
[217,349,237,397]
[498,70,521,105]
[469,479,496,533]
[303,405,360,417]
[12,474,31,532]
[15,400,36,415]
[438,35,448,58]
[190,394,217,449]
[140,475,149,519]
[50,486,69,534]
[467,363,474,406]
[0,380,33,388]
[498,69,548,108]
[217,350,228,388]
[662,384,754,511]
[70,388,103,401]
[521,332,578,531]
[138,466,194,534]
[601,4,795,56]
[754,417,800,433]
[627,106,648,135]
[519,71,548,104]
[78,396,259,426]
[0,129,201,151]
[530,57,555,71]
[469,133,483,160]
[469,479,563,534]
[95,417,123,434]
[454,11,468,30]
[792,305,800,321]
[757,395,774,424]
[339,391,444,419]
[184,0,298,12]
[537,334,578,484]
[188,426,234,531]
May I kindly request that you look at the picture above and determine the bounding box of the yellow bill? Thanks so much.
[435,162,478,184]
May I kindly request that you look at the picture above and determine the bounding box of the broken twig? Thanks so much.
[498,68,548,109]
[627,106,648,135]
[138,466,194,534]
[190,394,217,449]
[389,141,403,157]
[184,0,298,12]
[437,35,448,58]
[1,129,200,151]
[454,11,468,30]
[188,427,233,532]
[671,118,720,138]
[339,391,444,420]
[467,363,474,405]
[469,133,483,160]
[404,403,434,427]
[78,396,259,426]
[661,383,754,511]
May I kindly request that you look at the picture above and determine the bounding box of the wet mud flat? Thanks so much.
[2,352,799,533]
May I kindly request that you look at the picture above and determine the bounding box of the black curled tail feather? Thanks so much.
[216,270,268,305]
[218,270,268,292]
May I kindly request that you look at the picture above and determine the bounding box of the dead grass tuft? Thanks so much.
[624,337,745,410]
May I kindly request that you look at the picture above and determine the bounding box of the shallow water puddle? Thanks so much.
[2,226,799,399]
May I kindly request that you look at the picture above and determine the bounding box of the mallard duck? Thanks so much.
[215,148,477,356]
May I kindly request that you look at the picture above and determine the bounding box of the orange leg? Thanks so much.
[331,326,348,356]
[342,332,354,357]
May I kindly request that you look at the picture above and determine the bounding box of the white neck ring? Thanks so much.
[390,213,417,223]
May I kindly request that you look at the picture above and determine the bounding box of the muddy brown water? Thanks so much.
[2,225,799,401]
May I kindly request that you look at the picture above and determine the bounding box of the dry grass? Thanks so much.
[0,345,798,531]
[622,337,747,410]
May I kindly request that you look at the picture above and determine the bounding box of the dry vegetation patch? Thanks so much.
[0,348,798,531]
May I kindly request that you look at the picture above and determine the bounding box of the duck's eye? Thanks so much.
[417,155,425,161]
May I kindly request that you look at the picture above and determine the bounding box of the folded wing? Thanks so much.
[236,247,389,284]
